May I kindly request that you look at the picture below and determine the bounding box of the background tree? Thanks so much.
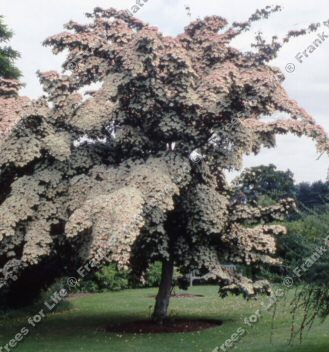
[0,15,21,80]
[282,210,329,341]
[233,164,295,206]
[0,7,329,323]
[0,16,23,138]
[234,166,329,336]
[295,181,329,210]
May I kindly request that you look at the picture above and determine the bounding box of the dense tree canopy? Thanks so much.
[0,6,328,320]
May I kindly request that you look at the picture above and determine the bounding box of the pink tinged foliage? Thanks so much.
[0,78,27,139]
[0,6,328,300]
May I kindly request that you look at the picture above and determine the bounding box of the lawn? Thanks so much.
[0,286,328,352]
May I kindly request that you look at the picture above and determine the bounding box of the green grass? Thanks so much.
[0,286,329,352]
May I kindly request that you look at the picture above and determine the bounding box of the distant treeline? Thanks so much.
[233,164,329,211]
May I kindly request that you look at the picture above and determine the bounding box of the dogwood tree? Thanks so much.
[0,6,328,321]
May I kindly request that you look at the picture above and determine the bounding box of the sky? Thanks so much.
[1,0,329,183]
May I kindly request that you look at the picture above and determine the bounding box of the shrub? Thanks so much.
[77,264,129,293]
[144,262,162,287]
[76,262,163,293]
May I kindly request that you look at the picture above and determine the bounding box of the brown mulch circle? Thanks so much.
[148,293,204,298]
[106,319,222,334]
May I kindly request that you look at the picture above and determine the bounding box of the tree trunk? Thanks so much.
[152,258,174,323]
